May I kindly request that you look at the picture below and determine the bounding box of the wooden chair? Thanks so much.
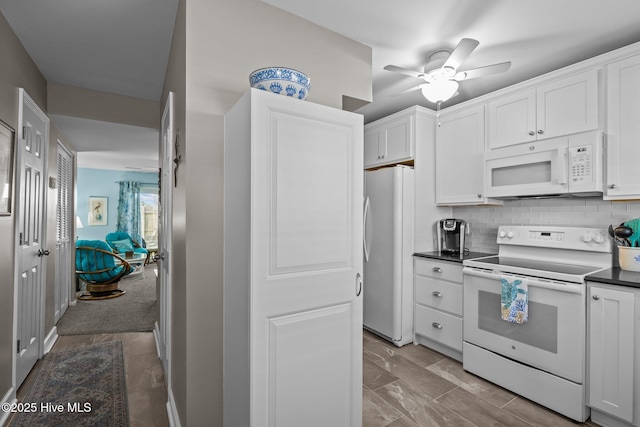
[76,240,133,300]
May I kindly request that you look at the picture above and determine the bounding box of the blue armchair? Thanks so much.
[76,240,133,300]
[105,231,149,258]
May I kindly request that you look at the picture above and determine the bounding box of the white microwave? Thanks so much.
[484,130,603,198]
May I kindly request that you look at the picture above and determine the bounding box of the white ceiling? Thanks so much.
[0,0,178,170]
[2,0,640,165]
[265,0,640,123]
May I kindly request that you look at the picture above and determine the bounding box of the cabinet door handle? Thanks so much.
[592,294,600,300]
[538,129,544,134]
[608,184,616,189]
[528,131,535,136]
[477,193,482,198]
[432,322,443,329]
[432,291,443,298]
[432,267,443,273]
[356,273,362,297]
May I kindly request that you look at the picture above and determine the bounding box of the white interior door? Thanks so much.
[54,142,72,323]
[157,92,173,377]
[251,91,363,427]
[14,89,49,387]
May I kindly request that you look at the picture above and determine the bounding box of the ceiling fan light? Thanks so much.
[421,80,459,103]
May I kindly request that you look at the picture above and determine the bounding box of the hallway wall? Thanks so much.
[0,9,48,409]
[162,0,372,425]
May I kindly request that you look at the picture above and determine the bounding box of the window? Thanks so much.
[140,190,158,249]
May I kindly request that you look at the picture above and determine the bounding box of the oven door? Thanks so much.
[484,137,568,198]
[463,266,585,383]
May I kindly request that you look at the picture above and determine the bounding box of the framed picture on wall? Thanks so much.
[88,196,108,226]
[0,121,14,215]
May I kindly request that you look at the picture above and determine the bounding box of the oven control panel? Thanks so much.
[496,225,610,252]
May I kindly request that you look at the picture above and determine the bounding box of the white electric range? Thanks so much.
[462,225,612,422]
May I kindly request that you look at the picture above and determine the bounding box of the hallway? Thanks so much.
[9,332,169,427]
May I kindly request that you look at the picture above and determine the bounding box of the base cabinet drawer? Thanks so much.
[415,304,463,351]
[415,276,462,315]
[414,258,463,283]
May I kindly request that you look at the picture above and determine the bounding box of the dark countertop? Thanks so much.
[413,251,496,264]
[586,268,640,289]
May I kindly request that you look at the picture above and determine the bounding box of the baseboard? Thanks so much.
[414,334,462,362]
[0,386,16,427]
[43,326,59,354]
[153,322,162,359]
[166,386,181,427]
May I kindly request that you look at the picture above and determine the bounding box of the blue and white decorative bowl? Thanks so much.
[618,247,640,272]
[249,67,311,100]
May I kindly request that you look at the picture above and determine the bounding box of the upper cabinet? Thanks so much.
[435,105,500,206]
[605,54,640,200]
[487,69,600,150]
[364,110,414,169]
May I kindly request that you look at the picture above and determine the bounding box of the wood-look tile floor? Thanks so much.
[363,330,602,427]
[11,332,170,427]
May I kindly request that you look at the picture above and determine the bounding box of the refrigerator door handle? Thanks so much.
[363,196,370,262]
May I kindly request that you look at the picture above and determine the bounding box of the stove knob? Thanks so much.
[582,233,592,243]
[498,231,506,238]
[507,231,514,239]
[593,234,604,244]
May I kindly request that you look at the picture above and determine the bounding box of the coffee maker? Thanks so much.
[437,219,467,253]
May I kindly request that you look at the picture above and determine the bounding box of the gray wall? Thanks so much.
[454,198,640,254]
[162,0,372,425]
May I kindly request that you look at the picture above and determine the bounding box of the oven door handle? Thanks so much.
[462,267,583,294]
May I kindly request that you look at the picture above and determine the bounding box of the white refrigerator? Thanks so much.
[363,165,414,347]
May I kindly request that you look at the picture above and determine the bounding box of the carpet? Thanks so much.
[56,265,157,335]
[10,341,129,427]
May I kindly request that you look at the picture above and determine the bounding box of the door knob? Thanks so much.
[592,295,600,300]
[37,249,50,257]
[153,253,165,262]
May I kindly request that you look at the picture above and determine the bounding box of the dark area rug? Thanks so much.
[56,265,157,335]
[9,341,129,427]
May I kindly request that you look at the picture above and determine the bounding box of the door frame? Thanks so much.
[12,88,49,389]
[155,91,173,384]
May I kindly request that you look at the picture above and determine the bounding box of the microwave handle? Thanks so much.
[557,147,568,185]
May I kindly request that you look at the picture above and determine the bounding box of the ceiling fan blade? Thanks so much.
[383,65,425,79]
[443,38,479,70]
[454,61,511,81]
[395,83,428,96]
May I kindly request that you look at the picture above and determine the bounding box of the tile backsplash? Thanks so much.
[453,198,640,254]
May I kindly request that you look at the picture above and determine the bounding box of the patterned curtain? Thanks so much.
[116,181,141,242]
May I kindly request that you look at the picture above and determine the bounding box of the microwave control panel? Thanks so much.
[570,144,593,183]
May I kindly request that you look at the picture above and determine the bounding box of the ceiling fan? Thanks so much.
[384,38,511,103]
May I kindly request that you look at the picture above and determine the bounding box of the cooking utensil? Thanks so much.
[609,224,626,246]
[614,226,633,246]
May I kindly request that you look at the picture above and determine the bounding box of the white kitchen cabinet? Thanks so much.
[605,54,640,200]
[224,89,363,427]
[587,282,640,427]
[414,257,464,361]
[487,69,599,149]
[364,109,414,169]
[435,105,501,206]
